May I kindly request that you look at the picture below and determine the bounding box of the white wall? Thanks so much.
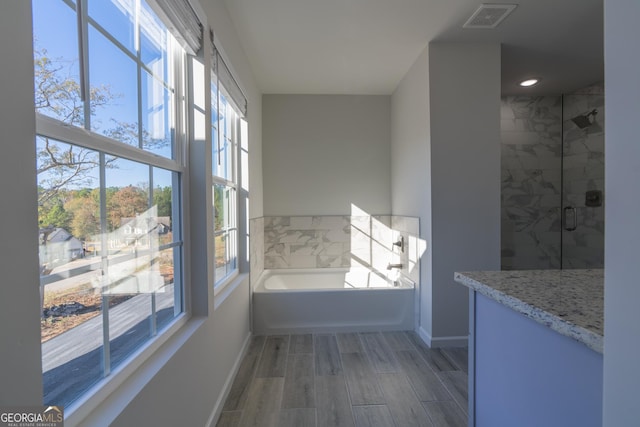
[0,0,42,405]
[391,46,433,335]
[391,43,501,345]
[263,95,391,216]
[603,0,640,424]
[428,43,501,341]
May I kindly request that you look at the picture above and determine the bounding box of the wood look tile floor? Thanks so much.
[216,331,468,427]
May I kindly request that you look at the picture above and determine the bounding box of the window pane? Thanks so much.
[213,183,236,284]
[140,0,169,83]
[105,158,154,367]
[88,0,136,56]
[142,70,173,157]
[156,247,178,329]
[213,94,232,180]
[32,0,83,126]
[88,25,139,146]
[153,167,181,328]
[214,233,226,279]
[38,137,104,407]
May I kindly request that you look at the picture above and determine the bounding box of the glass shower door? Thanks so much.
[561,89,605,269]
[500,84,605,271]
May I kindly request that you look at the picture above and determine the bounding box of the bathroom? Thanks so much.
[7,1,640,426]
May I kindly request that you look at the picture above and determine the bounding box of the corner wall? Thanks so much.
[603,0,640,424]
[390,46,433,336]
[392,43,501,345]
[428,43,501,341]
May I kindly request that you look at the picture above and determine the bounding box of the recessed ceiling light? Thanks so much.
[519,78,540,87]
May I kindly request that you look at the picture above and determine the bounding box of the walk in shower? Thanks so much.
[501,83,605,270]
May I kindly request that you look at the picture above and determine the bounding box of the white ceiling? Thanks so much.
[221,0,603,96]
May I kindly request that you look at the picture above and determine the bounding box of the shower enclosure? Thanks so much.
[501,83,605,270]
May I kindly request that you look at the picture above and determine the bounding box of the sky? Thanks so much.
[33,0,174,188]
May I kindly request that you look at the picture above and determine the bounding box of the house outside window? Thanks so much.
[33,0,187,408]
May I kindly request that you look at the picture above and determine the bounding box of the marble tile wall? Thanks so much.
[501,96,563,270]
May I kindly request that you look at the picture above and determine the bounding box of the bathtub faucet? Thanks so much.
[387,263,403,270]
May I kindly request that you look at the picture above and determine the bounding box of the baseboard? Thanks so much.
[206,332,252,427]
[417,326,468,348]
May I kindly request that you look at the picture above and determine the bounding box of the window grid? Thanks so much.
[212,78,240,286]
[34,0,186,408]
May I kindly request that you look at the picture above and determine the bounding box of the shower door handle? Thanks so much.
[564,206,577,231]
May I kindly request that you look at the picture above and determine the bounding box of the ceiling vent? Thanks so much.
[463,4,517,29]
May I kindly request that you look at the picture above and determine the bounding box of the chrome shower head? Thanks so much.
[571,109,598,129]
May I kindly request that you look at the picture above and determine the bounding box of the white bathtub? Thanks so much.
[253,268,415,334]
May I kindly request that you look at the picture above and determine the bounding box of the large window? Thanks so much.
[33,0,185,408]
[211,80,240,285]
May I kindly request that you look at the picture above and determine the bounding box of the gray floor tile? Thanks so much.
[352,405,395,427]
[290,334,314,354]
[256,335,289,378]
[359,332,400,373]
[381,331,413,351]
[341,352,385,405]
[378,373,433,426]
[282,353,315,408]
[423,401,467,427]
[336,333,364,353]
[223,335,266,411]
[436,371,468,415]
[217,332,468,427]
[441,347,469,373]
[278,408,317,427]
[394,350,452,402]
[216,411,242,427]
[406,332,458,372]
[239,377,284,427]
[315,334,343,376]
[316,375,355,427]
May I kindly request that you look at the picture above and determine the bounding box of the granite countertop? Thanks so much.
[454,269,604,354]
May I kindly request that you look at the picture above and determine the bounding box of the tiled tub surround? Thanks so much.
[454,269,603,353]
[258,215,420,284]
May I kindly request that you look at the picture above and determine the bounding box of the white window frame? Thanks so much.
[211,79,241,289]
[33,0,189,415]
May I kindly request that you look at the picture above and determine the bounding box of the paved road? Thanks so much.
[42,284,177,407]
[42,250,152,292]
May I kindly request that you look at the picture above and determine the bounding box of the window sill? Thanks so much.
[64,314,205,427]
[214,272,248,311]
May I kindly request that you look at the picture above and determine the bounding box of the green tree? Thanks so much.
[39,202,71,230]
[106,186,149,231]
[153,186,172,218]
[65,189,100,241]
